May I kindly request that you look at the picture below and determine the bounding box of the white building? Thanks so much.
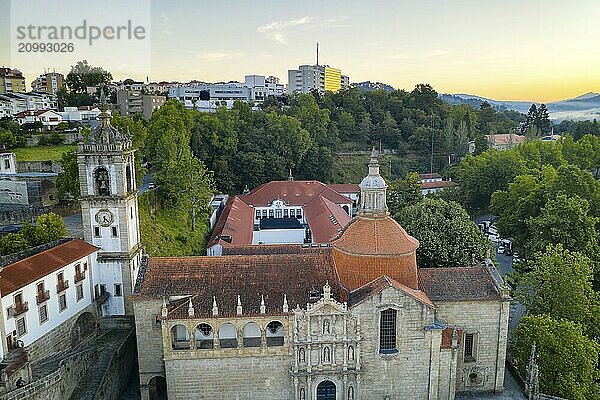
[207,178,353,256]
[60,106,101,124]
[0,92,57,118]
[0,152,16,174]
[288,64,349,94]
[169,75,285,112]
[418,173,458,195]
[0,239,98,359]
[14,109,62,127]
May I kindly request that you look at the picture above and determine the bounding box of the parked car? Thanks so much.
[148,182,155,189]
[488,235,500,243]
[497,245,505,254]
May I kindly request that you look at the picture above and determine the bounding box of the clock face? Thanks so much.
[95,209,114,227]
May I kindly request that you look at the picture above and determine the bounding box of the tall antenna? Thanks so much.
[316,42,319,66]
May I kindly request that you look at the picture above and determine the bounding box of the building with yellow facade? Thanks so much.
[288,64,349,94]
[0,68,26,93]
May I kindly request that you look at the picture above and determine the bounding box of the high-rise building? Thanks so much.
[0,67,26,93]
[31,72,65,94]
[116,90,166,120]
[288,64,349,94]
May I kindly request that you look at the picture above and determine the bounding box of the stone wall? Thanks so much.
[133,299,165,399]
[352,286,442,400]
[435,299,509,395]
[93,325,136,400]
[0,346,95,400]
[17,161,62,174]
[25,303,99,365]
[166,355,291,400]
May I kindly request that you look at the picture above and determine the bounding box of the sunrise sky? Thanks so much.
[1,0,600,102]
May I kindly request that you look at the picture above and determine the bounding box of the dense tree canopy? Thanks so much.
[510,315,600,400]
[0,213,67,255]
[515,245,600,337]
[394,198,491,267]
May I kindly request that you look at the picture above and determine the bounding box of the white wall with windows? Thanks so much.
[0,253,96,356]
[92,257,125,316]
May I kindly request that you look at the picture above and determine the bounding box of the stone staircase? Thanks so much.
[69,327,132,400]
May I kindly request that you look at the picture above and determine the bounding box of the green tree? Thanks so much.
[525,195,598,257]
[33,212,67,245]
[387,172,423,215]
[0,233,29,255]
[510,315,600,400]
[394,198,491,267]
[515,245,600,337]
[287,93,332,147]
[452,149,527,210]
[536,103,551,134]
[56,150,80,200]
[65,60,112,93]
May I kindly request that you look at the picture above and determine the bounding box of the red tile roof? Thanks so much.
[420,181,458,190]
[327,184,359,194]
[207,181,352,249]
[206,196,254,248]
[134,252,341,318]
[331,216,419,256]
[486,133,526,146]
[418,265,501,302]
[349,275,434,308]
[245,180,351,206]
[331,216,420,290]
[304,195,351,242]
[0,239,98,295]
[221,243,331,256]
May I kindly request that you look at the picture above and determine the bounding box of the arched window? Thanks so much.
[299,388,305,400]
[219,323,237,348]
[347,386,354,400]
[266,321,284,347]
[194,323,213,349]
[170,324,189,350]
[322,346,331,363]
[125,164,133,193]
[298,347,306,363]
[95,167,110,196]
[348,345,355,361]
[379,308,398,353]
[242,322,261,347]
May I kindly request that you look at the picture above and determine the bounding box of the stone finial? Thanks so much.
[260,295,266,314]
[288,169,294,181]
[212,296,219,316]
[237,295,243,315]
[161,298,168,319]
[323,281,331,300]
[283,294,289,313]
[187,298,194,317]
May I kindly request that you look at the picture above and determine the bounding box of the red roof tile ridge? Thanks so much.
[6,238,97,267]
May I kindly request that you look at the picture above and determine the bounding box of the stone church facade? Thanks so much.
[132,149,510,400]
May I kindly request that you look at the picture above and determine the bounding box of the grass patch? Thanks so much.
[138,192,209,256]
[13,145,77,162]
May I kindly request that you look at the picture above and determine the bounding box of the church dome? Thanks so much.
[359,174,386,189]
[331,148,420,291]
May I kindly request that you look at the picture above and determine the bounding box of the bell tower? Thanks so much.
[77,91,142,315]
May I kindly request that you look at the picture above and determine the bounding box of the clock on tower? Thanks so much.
[77,91,142,316]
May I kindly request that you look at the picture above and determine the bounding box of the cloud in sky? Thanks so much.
[257,15,350,44]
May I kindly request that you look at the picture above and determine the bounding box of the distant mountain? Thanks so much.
[439,92,600,121]
[352,81,395,93]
